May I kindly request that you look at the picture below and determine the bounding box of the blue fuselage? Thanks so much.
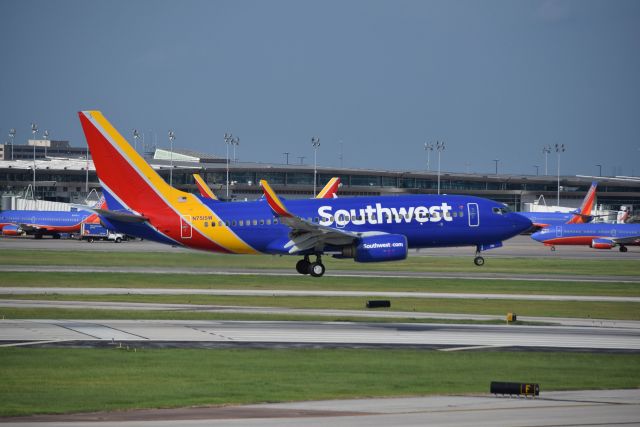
[103,193,532,254]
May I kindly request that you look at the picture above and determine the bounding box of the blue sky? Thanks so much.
[1,0,639,176]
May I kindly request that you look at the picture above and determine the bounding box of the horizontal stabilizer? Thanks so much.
[94,209,148,223]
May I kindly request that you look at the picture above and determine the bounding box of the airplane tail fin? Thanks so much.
[78,111,187,217]
[93,195,107,210]
[567,181,597,224]
[193,174,218,200]
[316,177,341,199]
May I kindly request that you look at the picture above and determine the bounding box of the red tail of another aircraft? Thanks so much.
[567,181,597,224]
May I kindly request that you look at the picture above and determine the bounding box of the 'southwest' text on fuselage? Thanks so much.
[318,202,453,227]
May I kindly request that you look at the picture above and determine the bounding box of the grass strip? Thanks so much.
[1,348,638,417]
[1,249,638,276]
[1,272,639,297]
[3,294,639,320]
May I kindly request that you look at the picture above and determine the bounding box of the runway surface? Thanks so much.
[2,299,638,329]
[2,389,639,427]
[2,265,638,284]
[2,234,639,259]
[2,319,639,351]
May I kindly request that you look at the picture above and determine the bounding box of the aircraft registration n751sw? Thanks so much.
[78,111,531,277]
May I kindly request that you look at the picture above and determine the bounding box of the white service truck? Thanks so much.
[80,223,126,243]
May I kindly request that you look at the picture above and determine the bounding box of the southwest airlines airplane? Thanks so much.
[78,111,531,277]
[531,223,640,252]
[0,200,103,238]
[519,181,598,230]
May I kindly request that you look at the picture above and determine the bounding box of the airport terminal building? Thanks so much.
[1,143,639,216]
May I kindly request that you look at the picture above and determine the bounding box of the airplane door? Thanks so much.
[180,215,192,239]
[467,203,479,227]
[555,226,562,238]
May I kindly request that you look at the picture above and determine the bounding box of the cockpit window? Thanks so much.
[492,206,510,215]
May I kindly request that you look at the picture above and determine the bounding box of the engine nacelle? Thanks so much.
[1,225,21,236]
[342,234,408,263]
[591,238,614,250]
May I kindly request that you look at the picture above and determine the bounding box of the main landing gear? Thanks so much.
[474,246,485,266]
[296,254,326,277]
[619,245,628,253]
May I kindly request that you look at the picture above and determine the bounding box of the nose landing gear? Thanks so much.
[473,246,485,266]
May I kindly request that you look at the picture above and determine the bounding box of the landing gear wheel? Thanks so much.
[473,256,485,266]
[620,246,628,253]
[309,262,326,277]
[52,233,61,240]
[296,259,310,275]
[550,246,556,252]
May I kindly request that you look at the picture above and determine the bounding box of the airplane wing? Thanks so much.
[260,180,358,253]
[612,235,640,245]
[316,177,341,199]
[18,224,48,232]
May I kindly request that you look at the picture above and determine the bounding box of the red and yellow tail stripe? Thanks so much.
[568,182,597,224]
[260,180,293,217]
[316,177,340,199]
[78,111,257,254]
[193,174,218,200]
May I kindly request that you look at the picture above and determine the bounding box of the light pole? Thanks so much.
[232,137,240,163]
[43,130,49,157]
[311,136,320,196]
[133,129,139,153]
[533,165,539,176]
[224,133,238,197]
[493,159,499,175]
[436,141,445,195]
[8,128,15,161]
[596,164,602,177]
[424,142,433,171]
[543,144,551,175]
[168,131,176,186]
[555,143,565,206]
[283,152,290,165]
[31,122,38,197]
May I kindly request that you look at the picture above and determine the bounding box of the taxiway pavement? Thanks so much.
[1,319,639,351]
[2,389,639,427]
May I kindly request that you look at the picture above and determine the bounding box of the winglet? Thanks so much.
[316,177,341,199]
[568,181,597,224]
[260,180,293,217]
[193,174,218,200]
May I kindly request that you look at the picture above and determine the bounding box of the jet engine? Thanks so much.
[591,238,614,249]
[1,225,21,236]
[341,234,408,262]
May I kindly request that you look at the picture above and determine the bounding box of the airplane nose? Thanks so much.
[511,213,533,234]
[530,230,545,242]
